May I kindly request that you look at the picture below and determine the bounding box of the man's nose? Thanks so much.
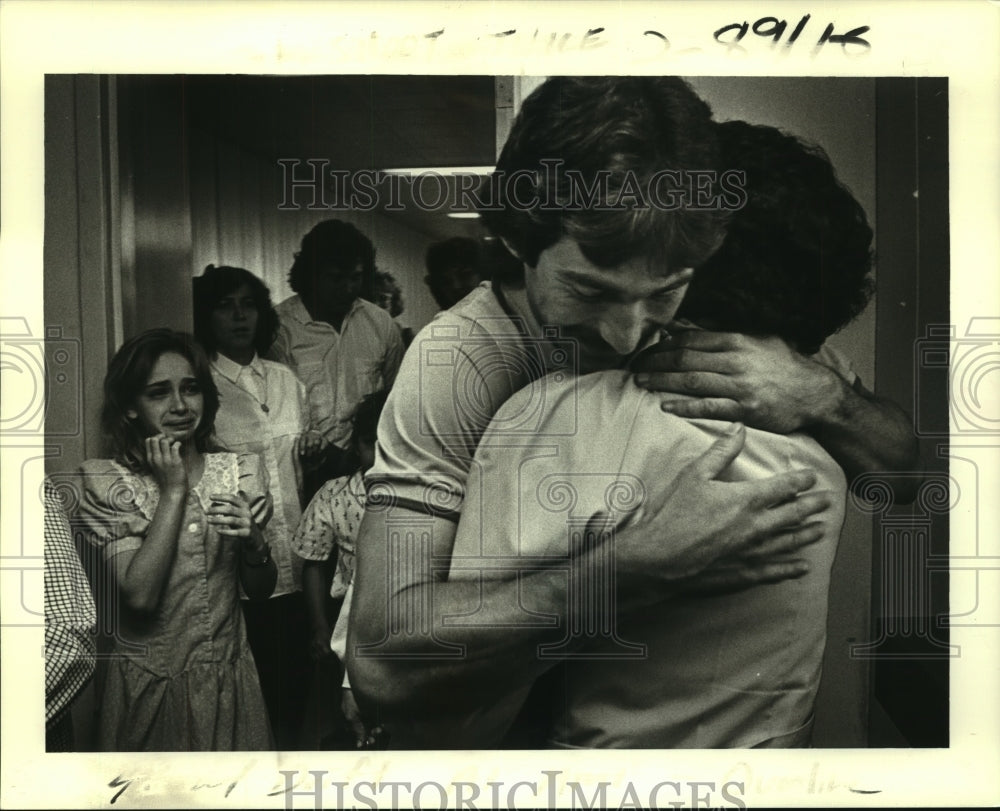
[232,303,247,320]
[597,303,649,356]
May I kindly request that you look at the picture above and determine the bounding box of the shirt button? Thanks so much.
[188,522,200,533]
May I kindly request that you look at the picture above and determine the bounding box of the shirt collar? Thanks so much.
[211,352,262,383]
[285,294,363,328]
[246,354,266,378]
[283,295,314,326]
[336,296,365,328]
[492,282,542,338]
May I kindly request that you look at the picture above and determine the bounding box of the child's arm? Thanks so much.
[114,436,188,614]
[302,557,335,660]
[291,478,346,659]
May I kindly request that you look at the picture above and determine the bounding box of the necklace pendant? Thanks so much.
[261,404,269,413]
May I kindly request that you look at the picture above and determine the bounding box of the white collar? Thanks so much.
[212,352,263,383]
[283,293,363,328]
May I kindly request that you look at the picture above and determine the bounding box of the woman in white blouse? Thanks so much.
[193,264,326,749]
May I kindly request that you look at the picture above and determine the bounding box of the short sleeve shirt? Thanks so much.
[366,282,574,521]
[291,470,366,599]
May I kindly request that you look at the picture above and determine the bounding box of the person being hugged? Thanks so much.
[76,328,276,751]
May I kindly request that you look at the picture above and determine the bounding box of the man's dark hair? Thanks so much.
[424,237,483,309]
[479,77,727,284]
[192,265,280,356]
[287,219,376,300]
[676,121,875,355]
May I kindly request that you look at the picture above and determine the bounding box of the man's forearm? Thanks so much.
[633,331,923,501]
[348,546,646,716]
[350,431,831,727]
[808,374,921,501]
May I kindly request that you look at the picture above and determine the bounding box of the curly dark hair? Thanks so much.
[192,265,280,356]
[676,121,875,354]
[101,329,220,472]
[287,219,376,303]
[479,76,727,283]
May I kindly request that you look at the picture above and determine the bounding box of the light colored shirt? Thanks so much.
[290,470,366,600]
[269,294,404,449]
[451,370,848,748]
[211,353,307,597]
[367,281,574,519]
[44,480,96,728]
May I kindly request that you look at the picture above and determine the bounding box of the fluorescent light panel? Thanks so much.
[380,165,494,176]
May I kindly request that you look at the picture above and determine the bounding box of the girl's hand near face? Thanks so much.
[146,434,189,494]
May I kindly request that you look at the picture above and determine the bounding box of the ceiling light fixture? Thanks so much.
[379,166,495,176]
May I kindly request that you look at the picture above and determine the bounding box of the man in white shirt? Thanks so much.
[269,219,404,471]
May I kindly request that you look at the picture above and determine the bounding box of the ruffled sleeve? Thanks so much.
[74,459,151,562]
[236,451,273,530]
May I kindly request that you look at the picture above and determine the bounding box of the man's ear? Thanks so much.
[126,408,138,420]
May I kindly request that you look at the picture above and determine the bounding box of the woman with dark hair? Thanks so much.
[193,264,320,749]
[76,328,275,750]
